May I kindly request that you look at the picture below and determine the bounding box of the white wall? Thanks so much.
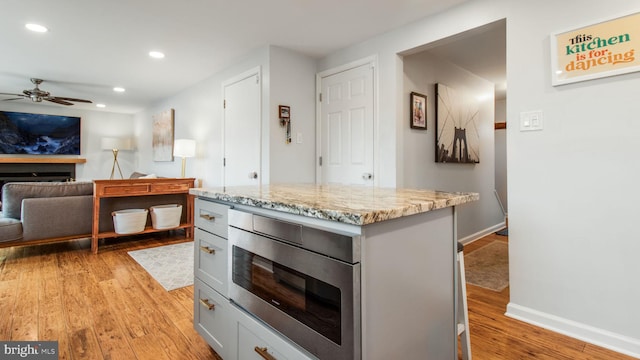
[0,102,135,180]
[269,47,317,183]
[504,1,640,356]
[403,52,503,241]
[133,45,317,187]
[318,0,640,356]
[133,46,270,186]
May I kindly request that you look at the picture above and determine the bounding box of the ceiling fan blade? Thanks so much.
[4,79,93,106]
[52,96,92,103]
[1,98,25,101]
[46,98,74,106]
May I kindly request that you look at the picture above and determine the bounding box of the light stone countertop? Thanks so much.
[190,184,478,226]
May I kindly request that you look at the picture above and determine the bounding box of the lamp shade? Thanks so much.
[173,139,196,158]
[101,137,132,151]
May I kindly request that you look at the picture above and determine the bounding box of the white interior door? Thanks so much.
[223,69,261,187]
[319,62,374,185]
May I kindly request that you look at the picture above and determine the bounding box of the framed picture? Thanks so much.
[152,108,175,162]
[550,11,640,86]
[435,83,479,164]
[279,105,290,119]
[410,92,427,130]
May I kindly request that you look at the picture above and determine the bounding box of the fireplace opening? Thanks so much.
[0,163,76,200]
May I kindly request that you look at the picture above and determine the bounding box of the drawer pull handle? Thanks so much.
[199,298,215,311]
[200,213,216,221]
[199,246,215,255]
[254,347,277,360]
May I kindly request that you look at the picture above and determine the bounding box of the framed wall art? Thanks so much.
[410,91,427,130]
[435,83,479,164]
[152,108,175,162]
[550,11,640,86]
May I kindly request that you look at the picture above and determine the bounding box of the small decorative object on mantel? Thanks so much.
[410,92,427,130]
[435,83,480,164]
[550,11,640,86]
[279,105,291,144]
[152,108,175,162]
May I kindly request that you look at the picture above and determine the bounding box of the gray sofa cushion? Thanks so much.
[1,182,93,219]
[0,218,23,242]
[21,195,93,241]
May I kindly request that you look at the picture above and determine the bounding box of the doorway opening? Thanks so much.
[400,16,509,300]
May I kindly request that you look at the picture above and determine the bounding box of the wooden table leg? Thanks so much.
[92,194,100,254]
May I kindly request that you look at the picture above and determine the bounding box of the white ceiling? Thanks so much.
[1,0,506,114]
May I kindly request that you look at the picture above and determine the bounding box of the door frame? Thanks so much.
[222,66,262,187]
[315,55,379,185]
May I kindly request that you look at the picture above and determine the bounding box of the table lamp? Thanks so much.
[173,139,196,178]
[101,137,132,179]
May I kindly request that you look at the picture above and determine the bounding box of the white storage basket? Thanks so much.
[112,209,148,234]
[150,204,182,230]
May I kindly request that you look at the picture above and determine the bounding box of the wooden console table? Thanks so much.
[92,178,195,254]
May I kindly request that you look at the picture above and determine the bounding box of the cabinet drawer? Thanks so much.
[195,228,228,297]
[231,305,317,360]
[195,198,230,238]
[194,278,232,360]
[238,322,286,360]
[101,184,150,196]
[150,183,190,193]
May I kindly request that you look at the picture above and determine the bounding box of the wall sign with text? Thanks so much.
[550,11,639,86]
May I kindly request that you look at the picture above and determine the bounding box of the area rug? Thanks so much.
[464,241,509,292]
[128,242,193,291]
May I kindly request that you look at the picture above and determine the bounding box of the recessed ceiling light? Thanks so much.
[113,87,125,92]
[25,23,48,33]
[96,103,106,108]
[149,51,165,59]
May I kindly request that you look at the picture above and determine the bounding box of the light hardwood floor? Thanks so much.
[0,232,633,359]
[0,233,221,360]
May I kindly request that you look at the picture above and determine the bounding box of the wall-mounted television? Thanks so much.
[0,110,81,155]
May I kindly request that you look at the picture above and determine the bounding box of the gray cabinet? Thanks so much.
[194,278,232,358]
[195,198,229,237]
[194,198,232,359]
[194,228,228,297]
[229,304,316,360]
[194,198,315,360]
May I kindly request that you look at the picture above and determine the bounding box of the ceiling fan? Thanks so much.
[0,78,92,106]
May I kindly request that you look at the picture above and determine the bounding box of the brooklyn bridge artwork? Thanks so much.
[435,83,480,163]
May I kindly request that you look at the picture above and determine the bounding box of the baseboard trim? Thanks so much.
[506,303,640,358]
[458,221,506,245]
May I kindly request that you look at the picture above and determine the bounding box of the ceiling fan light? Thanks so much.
[96,103,106,108]
[149,51,165,59]
[25,23,48,33]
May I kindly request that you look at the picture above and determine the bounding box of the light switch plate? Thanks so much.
[520,110,543,131]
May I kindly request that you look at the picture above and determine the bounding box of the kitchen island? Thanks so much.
[190,184,478,360]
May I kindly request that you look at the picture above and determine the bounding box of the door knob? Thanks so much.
[249,171,258,179]
[362,173,373,180]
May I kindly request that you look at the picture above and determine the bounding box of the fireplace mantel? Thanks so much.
[0,159,84,184]
[0,158,86,164]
